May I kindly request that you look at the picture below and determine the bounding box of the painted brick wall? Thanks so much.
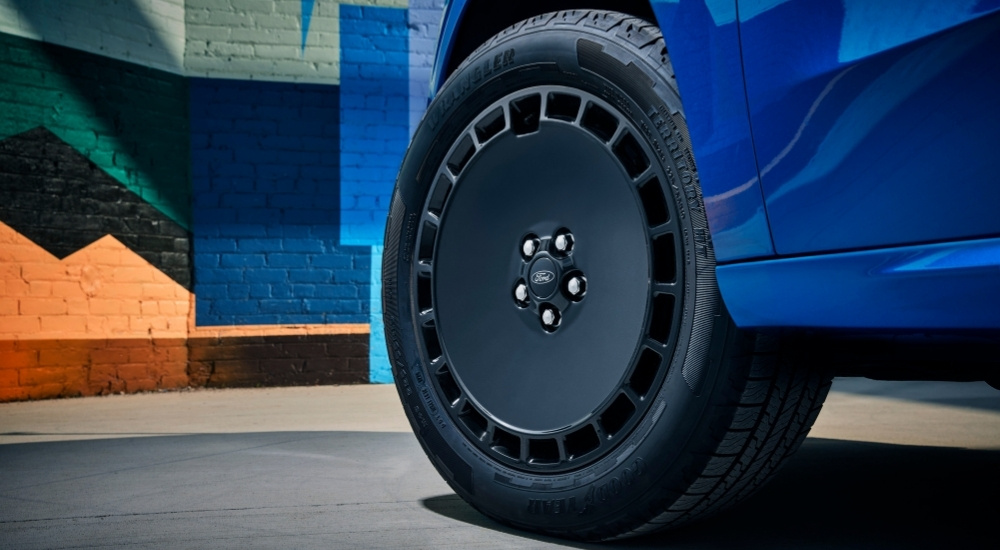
[185,0,408,84]
[0,0,185,74]
[190,78,372,326]
[338,3,409,246]
[1,0,451,396]
[407,0,444,135]
[0,32,191,227]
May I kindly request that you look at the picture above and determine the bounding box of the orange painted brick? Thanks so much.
[115,284,143,299]
[127,347,157,363]
[0,280,6,295]
[89,363,119,382]
[16,339,59,350]
[0,315,41,335]
[0,263,20,279]
[126,378,158,393]
[166,346,188,362]
[20,366,86,386]
[5,278,29,296]
[116,338,157,348]
[52,281,81,295]
[90,347,130,364]
[0,299,17,315]
[38,347,90,366]
[89,299,122,315]
[141,283,178,299]
[40,316,89,334]
[1,351,39,369]
[20,263,61,282]
[19,298,67,316]
[0,340,15,352]
[25,383,70,400]
[120,301,141,315]
[0,369,18,388]
[0,386,30,402]
[159,301,177,315]
[66,299,89,315]
[83,247,122,266]
[102,316,132,333]
[148,361,187,379]
[117,364,148,380]
[140,301,159,315]
[158,374,189,389]
[113,267,155,284]
[28,281,53,296]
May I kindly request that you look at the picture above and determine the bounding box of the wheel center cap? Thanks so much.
[528,256,559,299]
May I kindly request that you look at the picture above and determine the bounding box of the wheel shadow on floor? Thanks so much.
[422,437,1000,549]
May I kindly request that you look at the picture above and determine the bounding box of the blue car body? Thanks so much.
[430,0,1000,332]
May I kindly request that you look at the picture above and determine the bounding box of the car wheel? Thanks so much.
[382,10,832,540]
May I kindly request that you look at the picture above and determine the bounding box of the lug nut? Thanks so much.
[566,275,587,299]
[554,232,574,254]
[540,306,561,331]
[514,282,529,307]
[522,236,539,259]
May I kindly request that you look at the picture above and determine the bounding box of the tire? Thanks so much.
[382,10,832,540]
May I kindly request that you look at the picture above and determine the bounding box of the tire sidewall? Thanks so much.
[384,17,729,535]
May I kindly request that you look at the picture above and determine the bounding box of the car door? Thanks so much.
[738,0,1000,255]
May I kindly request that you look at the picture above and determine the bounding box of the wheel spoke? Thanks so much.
[649,222,675,239]
[653,282,680,296]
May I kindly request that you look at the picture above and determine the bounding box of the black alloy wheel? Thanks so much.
[382,10,832,541]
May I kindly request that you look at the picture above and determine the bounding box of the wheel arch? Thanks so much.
[433,0,659,93]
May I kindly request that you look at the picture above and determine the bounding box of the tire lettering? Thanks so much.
[577,457,647,515]
[526,497,579,515]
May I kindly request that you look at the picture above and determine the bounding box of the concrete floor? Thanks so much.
[1,379,998,549]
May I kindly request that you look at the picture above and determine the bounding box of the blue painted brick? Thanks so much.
[193,253,221,267]
[269,194,313,209]
[215,300,263,316]
[260,299,305,314]
[266,253,309,268]
[249,283,272,298]
[288,269,333,283]
[343,48,385,64]
[333,269,369,284]
[260,135,303,150]
[213,164,255,178]
[279,119,325,137]
[282,239,325,253]
[311,254,353,269]
[222,194,268,208]
[227,284,251,299]
[362,5,408,22]
[276,151,322,165]
[244,269,288,283]
[282,314,323,324]
[340,4,363,18]
[224,225,269,238]
[305,299,362,315]
[314,284,358,299]
[257,164,299,179]
[197,284,229,299]
[237,238,282,253]
[220,254,266,268]
[195,239,236,253]
[235,149,278,163]
[283,210,336,224]
[291,284,317,297]
[196,269,244,284]
[237,208,280,224]
[270,284,293,298]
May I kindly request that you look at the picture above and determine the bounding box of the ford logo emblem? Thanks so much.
[532,270,555,284]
